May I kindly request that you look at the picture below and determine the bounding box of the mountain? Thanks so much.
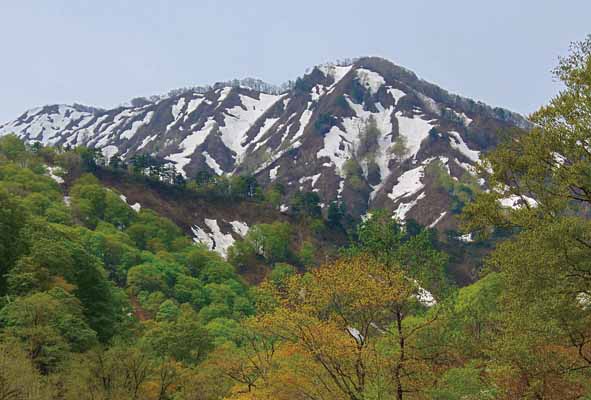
[0,57,529,232]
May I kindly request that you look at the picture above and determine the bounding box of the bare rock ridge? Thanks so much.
[0,57,529,232]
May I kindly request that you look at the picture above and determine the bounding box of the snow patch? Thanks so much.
[448,131,480,162]
[319,64,353,88]
[388,88,406,103]
[218,93,280,162]
[184,97,204,120]
[101,145,119,161]
[46,166,64,184]
[396,112,435,160]
[192,219,236,258]
[269,165,280,181]
[230,221,249,237]
[392,192,425,221]
[167,118,217,176]
[290,106,313,142]
[120,111,154,140]
[204,219,235,258]
[202,151,224,175]
[415,282,437,307]
[356,68,385,94]
[119,193,141,213]
[388,166,425,201]
[299,173,321,188]
[458,233,474,243]
[498,195,538,209]
[429,211,447,228]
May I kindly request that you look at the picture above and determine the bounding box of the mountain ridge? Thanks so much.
[0,56,530,236]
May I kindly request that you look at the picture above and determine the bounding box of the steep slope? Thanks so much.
[0,57,529,231]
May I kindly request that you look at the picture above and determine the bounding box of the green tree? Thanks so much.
[461,36,591,397]
[141,309,212,365]
[0,188,29,294]
[0,288,97,372]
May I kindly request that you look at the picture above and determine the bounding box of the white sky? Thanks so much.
[1,0,589,122]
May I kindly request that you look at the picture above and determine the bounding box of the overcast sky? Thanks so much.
[1,1,589,122]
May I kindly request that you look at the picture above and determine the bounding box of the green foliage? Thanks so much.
[343,158,366,191]
[228,222,292,265]
[390,134,409,160]
[430,363,497,400]
[0,288,97,372]
[268,263,296,287]
[427,158,479,214]
[357,116,380,159]
[0,188,29,293]
[0,134,27,163]
[327,200,346,228]
[290,191,322,218]
[142,313,211,365]
[126,209,183,251]
[348,209,451,297]
[297,241,316,267]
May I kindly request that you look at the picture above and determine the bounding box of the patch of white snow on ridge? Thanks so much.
[498,195,538,209]
[415,282,437,307]
[429,211,447,228]
[299,173,321,188]
[396,112,435,160]
[451,110,472,127]
[269,165,280,181]
[230,221,249,237]
[356,68,385,94]
[137,134,157,151]
[46,166,64,184]
[184,97,204,120]
[455,158,478,176]
[202,151,224,175]
[119,194,141,213]
[392,192,425,221]
[204,219,235,258]
[318,98,394,183]
[167,118,217,176]
[101,145,119,161]
[192,226,213,249]
[388,166,425,201]
[448,131,480,162]
[388,88,406,103]
[290,105,313,143]
[319,64,353,88]
[1,105,92,145]
[251,117,280,152]
[218,93,280,162]
[216,87,233,104]
[310,85,326,102]
[458,233,474,243]
[167,97,187,131]
[171,97,186,120]
[120,111,154,140]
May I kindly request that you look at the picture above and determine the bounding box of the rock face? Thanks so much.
[0,57,529,229]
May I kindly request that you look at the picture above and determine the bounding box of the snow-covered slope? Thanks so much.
[0,57,529,231]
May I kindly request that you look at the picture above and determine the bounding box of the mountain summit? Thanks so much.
[0,57,529,230]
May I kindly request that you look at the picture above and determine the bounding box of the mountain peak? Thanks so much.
[0,57,529,231]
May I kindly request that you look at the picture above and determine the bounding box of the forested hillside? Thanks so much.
[1,36,591,400]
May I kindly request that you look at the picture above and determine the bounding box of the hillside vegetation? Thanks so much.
[0,36,590,399]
